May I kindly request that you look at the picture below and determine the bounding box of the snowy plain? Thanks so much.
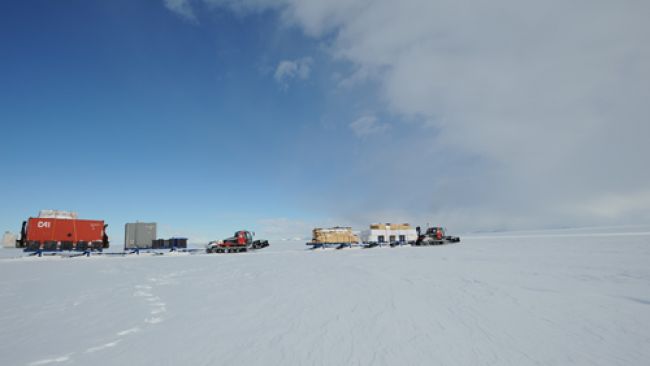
[1,228,649,366]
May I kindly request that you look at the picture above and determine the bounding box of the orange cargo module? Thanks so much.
[17,217,109,251]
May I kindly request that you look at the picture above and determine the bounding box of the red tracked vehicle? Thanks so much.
[206,230,269,253]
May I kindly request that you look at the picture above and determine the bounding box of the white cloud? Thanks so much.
[168,0,650,229]
[164,0,198,23]
[349,115,389,137]
[274,57,313,88]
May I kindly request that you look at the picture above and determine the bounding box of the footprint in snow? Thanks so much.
[116,327,140,336]
[150,307,166,315]
[133,290,153,297]
[28,353,73,366]
[85,340,121,353]
[145,317,163,324]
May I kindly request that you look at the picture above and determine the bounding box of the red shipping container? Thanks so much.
[26,217,105,244]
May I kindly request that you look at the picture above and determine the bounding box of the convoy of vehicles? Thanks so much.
[8,211,459,256]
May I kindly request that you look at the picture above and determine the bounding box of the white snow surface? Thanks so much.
[1,230,650,366]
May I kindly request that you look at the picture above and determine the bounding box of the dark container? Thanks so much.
[169,237,188,249]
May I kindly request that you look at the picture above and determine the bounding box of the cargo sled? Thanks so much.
[307,227,360,249]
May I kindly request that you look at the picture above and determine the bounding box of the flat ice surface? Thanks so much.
[1,230,649,365]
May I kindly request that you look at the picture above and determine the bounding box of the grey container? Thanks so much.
[124,222,157,249]
[2,231,17,248]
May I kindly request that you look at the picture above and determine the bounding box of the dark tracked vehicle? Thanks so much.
[414,227,460,246]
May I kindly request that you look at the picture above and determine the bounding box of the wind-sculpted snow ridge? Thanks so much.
[1,232,649,365]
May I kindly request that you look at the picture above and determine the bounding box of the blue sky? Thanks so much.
[0,0,390,242]
[2,0,649,243]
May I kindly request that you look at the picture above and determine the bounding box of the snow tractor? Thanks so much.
[414,227,460,246]
[206,230,269,253]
